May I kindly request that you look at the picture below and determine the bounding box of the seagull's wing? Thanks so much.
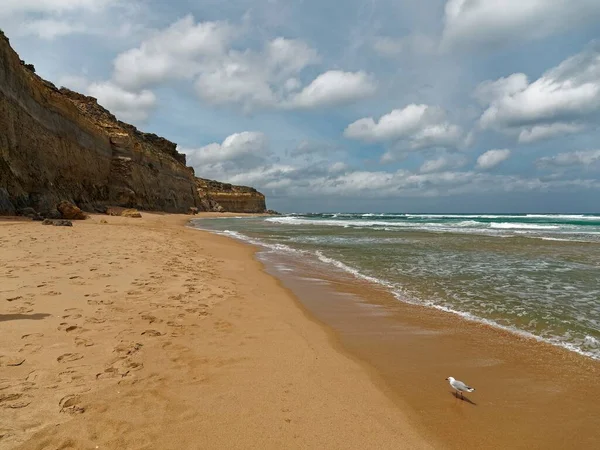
[453,380,472,391]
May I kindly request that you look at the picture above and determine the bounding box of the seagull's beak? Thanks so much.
[444,378,448,380]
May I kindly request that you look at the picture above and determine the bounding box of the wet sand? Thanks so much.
[263,251,600,449]
[0,213,429,449]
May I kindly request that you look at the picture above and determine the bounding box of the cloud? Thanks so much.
[477,43,600,135]
[473,73,529,105]
[537,150,600,168]
[87,81,156,123]
[329,162,349,173]
[181,132,270,170]
[518,123,585,143]
[476,149,511,170]
[287,71,376,109]
[178,130,598,201]
[113,16,237,89]
[420,154,467,173]
[106,16,375,112]
[442,0,600,49]
[0,0,116,16]
[344,104,465,153]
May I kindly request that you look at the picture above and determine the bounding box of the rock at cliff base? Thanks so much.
[57,201,87,220]
[45,210,62,220]
[188,207,199,215]
[121,209,142,218]
[100,219,108,224]
[18,207,37,217]
[42,219,53,225]
[53,220,73,227]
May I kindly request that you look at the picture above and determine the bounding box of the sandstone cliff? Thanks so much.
[0,31,267,215]
[196,178,267,213]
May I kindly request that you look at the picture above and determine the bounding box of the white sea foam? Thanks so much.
[525,214,599,220]
[490,222,561,230]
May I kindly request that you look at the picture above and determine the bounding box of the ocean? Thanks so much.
[191,213,600,360]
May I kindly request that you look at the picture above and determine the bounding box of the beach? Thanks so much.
[0,213,429,449]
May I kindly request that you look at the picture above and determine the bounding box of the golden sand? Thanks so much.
[0,213,429,449]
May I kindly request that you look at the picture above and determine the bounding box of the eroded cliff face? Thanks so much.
[196,178,267,213]
[0,32,267,215]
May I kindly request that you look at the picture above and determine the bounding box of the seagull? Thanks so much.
[446,376,475,399]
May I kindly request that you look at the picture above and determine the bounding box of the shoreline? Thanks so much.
[1,213,430,449]
[190,217,600,449]
[191,218,599,362]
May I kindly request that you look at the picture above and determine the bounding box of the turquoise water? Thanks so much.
[191,213,600,360]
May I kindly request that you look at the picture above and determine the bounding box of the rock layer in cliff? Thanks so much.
[196,178,267,213]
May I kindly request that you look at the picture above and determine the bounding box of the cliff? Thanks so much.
[196,178,267,213]
[0,31,267,215]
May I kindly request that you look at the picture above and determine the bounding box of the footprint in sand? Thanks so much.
[57,353,83,363]
[141,330,163,337]
[0,356,26,367]
[85,317,106,324]
[61,314,82,320]
[43,291,61,296]
[59,394,85,414]
[75,337,94,347]
[140,313,160,324]
[58,323,83,333]
[87,299,113,306]
[21,333,43,340]
[19,344,42,354]
[0,393,31,409]
[97,359,143,380]
[10,306,34,314]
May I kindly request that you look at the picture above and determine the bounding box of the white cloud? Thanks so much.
[476,149,511,170]
[87,81,156,123]
[113,15,236,89]
[288,71,376,109]
[329,162,349,173]
[518,123,585,143]
[344,104,465,152]
[106,16,375,112]
[537,150,600,168]
[0,0,116,16]
[442,0,600,49]
[477,44,600,133]
[420,154,467,173]
[182,132,269,169]
[180,132,599,200]
[473,73,529,105]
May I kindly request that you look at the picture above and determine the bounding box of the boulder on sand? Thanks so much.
[42,219,73,226]
[121,208,142,218]
[57,201,87,220]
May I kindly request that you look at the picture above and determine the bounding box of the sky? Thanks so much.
[2,0,600,213]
